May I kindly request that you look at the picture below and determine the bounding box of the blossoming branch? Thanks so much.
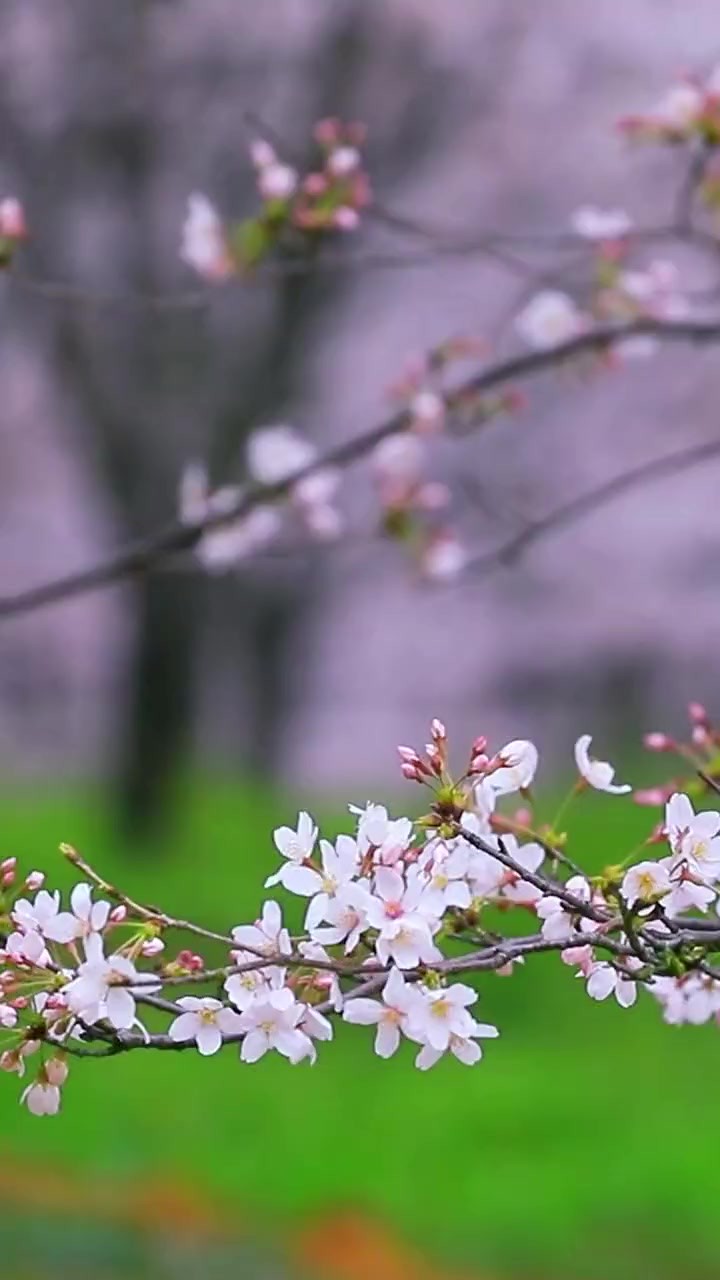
[4,703,720,1116]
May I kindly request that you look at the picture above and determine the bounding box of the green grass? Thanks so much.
[1,777,718,1278]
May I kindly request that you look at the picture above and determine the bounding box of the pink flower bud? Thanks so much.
[109,905,127,924]
[303,172,328,197]
[688,701,709,725]
[327,145,360,177]
[9,996,28,1009]
[258,163,298,202]
[400,762,423,782]
[1,870,15,887]
[314,117,341,146]
[249,138,277,169]
[692,725,711,747]
[45,1058,69,1087]
[332,205,360,231]
[469,753,490,775]
[0,197,27,241]
[633,787,667,806]
[141,937,165,957]
[643,732,674,752]
[1,858,17,873]
[471,735,488,756]
[24,871,45,891]
[430,718,447,743]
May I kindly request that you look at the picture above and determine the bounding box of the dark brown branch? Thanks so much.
[2,316,720,622]
[464,434,720,581]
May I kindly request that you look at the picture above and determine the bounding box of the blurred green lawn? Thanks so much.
[0,777,717,1279]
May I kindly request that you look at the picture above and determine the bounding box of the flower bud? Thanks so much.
[692,725,711,748]
[1,857,16,873]
[643,732,674,752]
[430,718,447,743]
[633,787,667,806]
[249,138,277,169]
[109,905,128,924]
[469,753,490,775]
[45,1057,69,1087]
[332,205,359,231]
[1,870,15,886]
[688,701,709,726]
[141,937,165,957]
[24,871,45,891]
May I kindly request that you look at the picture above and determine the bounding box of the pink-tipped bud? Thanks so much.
[397,745,420,763]
[688,701,709,726]
[1,858,16,873]
[692,725,711,748]
[400,762,422,781]
[469,753,490,775]
[45,994,66,1010]
[633,787,667,807]
[177,949,204,972]
[45,1058,69,1087]
[1,870,15,887]
[141,937,164,958]
[24,871,45,892]
[109,905,127,924]
[471,736,488,757]
[0,198,27,241]
[333,205,360,231]
[314,117,341,146]
[9,996,28,1009]
[303,172,328,197]
[249,138,277,170]
[430,718,447,743]
[643,732,674,752]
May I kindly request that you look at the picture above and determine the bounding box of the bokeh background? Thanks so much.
[1,2,720,1277]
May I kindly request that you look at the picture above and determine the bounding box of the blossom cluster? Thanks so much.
[180,118,370,280]
[4,703,720,1117]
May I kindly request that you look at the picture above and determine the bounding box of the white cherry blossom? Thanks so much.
[366,867,441,969]
[342,966,421,1057]
[266,812,318,888]
[487,740,539,795]
[238,988,314,1064]
[621,860,671,909]
[515,291,583,349]
[574,735,631,795]
[168,997,244,1056]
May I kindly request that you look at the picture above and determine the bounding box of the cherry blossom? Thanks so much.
[621,860,671,909]
[21,1081,61,1116]
[231,900,291,957]
[307,882,374,953]
[574,735,631,795]
[238,988,315,1064]
[342,966,422,1057]
[62,933,158,1030]
[571,206,631,241]
[515,290,583,349]
[266,811,318,889]
[536,875,592,941]
[168,997,244,1056]
[180,194,234,281]
[586,962,637,1008]
[486,739,539,795]
[12,889,78,944]
[664,793,720,879]
[366,867,442,969]
[284,834,360,928]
